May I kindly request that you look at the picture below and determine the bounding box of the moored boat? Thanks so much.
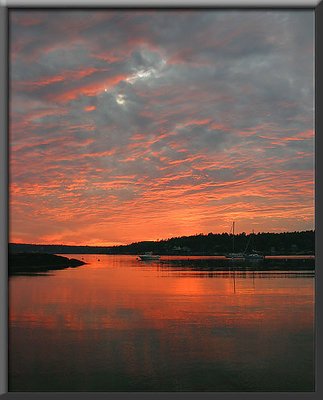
[244,230,264,260]
[225,252,245,259]
[138,252,161,261]
[225,222,245,259]
[244,252,264,260]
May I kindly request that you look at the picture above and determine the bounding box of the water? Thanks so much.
[9,254,315,391]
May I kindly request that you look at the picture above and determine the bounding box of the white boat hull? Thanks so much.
[225,253,245,259]
[138,254,160,261]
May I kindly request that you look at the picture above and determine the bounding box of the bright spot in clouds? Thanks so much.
[116,94,126,105]
[128,68,154,82]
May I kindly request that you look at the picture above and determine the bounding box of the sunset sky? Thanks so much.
[9,10,314,246]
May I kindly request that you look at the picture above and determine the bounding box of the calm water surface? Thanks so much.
[9,255,315,391]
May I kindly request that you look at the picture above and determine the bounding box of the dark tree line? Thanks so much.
[9,230,314,256]
[9,243,109,254]
[110,230,315,255]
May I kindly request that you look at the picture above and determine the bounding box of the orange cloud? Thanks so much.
[49,73,129,102]
[84,105,96,112]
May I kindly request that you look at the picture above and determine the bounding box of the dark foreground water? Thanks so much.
[9,255,315,391]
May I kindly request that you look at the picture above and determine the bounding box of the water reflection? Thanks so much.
[152,256,315,271]
[9,254,314,391]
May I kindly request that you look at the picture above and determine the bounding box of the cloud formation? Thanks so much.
[10,10,314,245]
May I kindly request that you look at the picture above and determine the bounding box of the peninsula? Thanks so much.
[9,253,86,275]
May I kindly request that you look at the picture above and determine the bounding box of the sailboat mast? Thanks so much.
[232,221,235,252]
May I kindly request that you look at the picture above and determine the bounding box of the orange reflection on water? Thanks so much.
[9,255,315,391]
[10,255,314,333]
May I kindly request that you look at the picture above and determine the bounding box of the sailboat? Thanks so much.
[244,230,264,260]
[225,222,245,259]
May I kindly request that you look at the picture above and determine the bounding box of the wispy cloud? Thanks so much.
[9,10,314,245]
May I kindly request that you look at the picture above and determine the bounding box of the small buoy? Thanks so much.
[98,259,100,261]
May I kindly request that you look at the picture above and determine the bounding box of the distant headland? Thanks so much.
[9,253,86,275]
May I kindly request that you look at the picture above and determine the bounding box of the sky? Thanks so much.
[9,10,315,246]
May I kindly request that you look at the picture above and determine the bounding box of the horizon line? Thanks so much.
[9,229,315,248]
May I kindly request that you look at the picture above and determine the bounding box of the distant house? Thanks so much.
[172,246,191,253]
